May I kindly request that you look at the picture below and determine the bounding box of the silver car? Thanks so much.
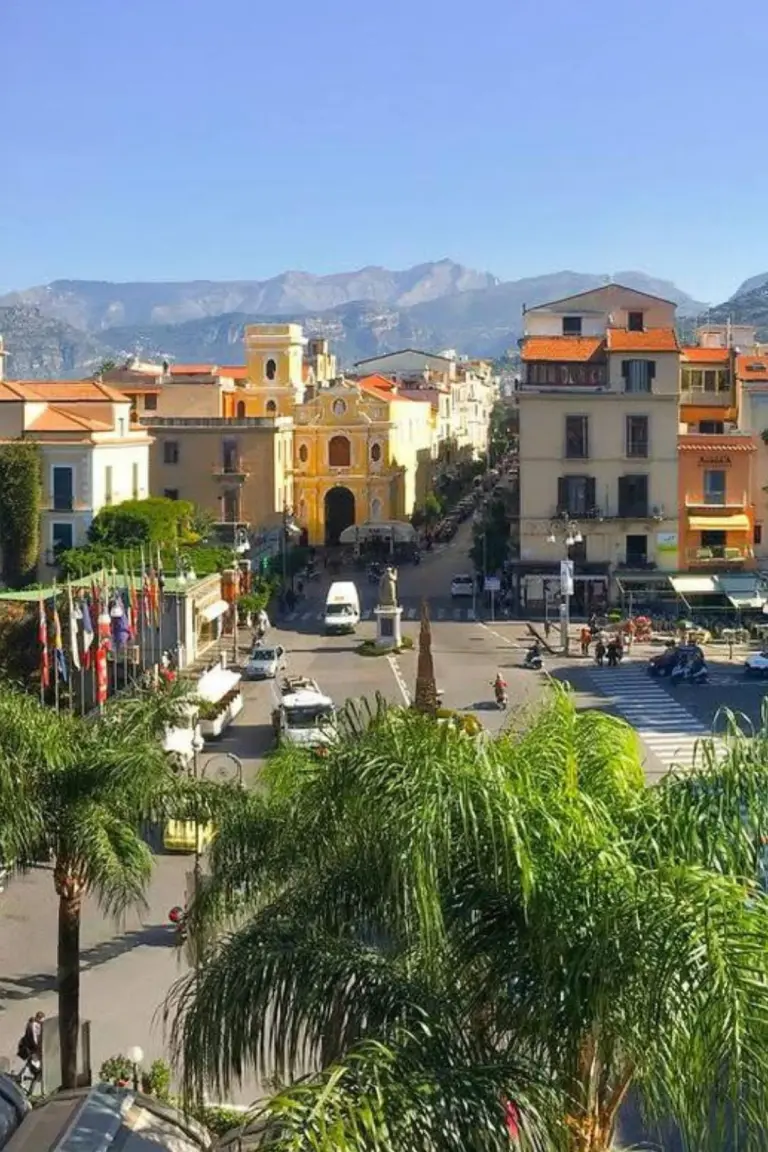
[244,644,285,680]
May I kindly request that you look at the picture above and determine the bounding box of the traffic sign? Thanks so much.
[484,576,501,592]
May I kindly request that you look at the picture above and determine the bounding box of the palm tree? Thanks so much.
[0,681,222,1090]
[169,690,768,1151]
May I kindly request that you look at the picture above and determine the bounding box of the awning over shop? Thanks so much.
[670,574,719,595]
[687,514,751,531]
[717,575,766,610]
[200,598,230,622]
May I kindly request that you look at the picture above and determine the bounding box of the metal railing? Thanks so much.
[686,545,753,564]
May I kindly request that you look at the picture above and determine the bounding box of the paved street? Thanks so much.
[7,523,756,1104]
[0,518,537,1099]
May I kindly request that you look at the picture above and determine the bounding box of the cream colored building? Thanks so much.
[516,284,681,613]
[0,375,151,579]
[352,347,495,459]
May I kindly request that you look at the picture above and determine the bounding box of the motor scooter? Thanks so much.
[523,647,543,671]
[169,905,187,943]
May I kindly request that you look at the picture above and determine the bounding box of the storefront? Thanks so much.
[512,562,610,617]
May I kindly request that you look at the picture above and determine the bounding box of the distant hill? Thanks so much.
[707,283,768,339]
[0,262,708,378]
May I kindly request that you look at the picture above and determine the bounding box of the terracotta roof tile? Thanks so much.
[736,354,768,381]
[3,380,130,403]
[521,336,605,363]
[26,405,112,433]
[169,364,218,376]
[357,374,418,403]
[605,328,679,352]
[217,366,247,379]
[680,346,730,364]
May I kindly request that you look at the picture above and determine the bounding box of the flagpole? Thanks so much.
[52,584,60,715]
[123,564,130,688]
[157,543,165,668]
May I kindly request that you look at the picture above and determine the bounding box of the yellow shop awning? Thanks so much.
[688,514,751,531]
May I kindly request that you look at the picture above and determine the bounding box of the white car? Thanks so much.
[244,644,285,680]
[744,651,768,678]
[451,574,475,599]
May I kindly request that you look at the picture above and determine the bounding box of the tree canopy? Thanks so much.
[88,496,196,549]
[168,690,768,1151]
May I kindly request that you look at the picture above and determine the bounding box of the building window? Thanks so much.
[625,534,648,565]
[266,399,277,414]
[298,443,309,464]
[700,529,726,555]
[328,435,351,468]
[557,475,595,516]
[144,394,158,411]
[52,466,74,511]
[104,466,113,505]
[333,398,347,416]
[163,440,179,464]
[52,522,74,553]
[621,360,655,393]
[698,420,724,435]
[222,438,239,473]
[627,311,645,332]
[266,358,277,381]
[370,442,382,463]
[132,462,140,499]
[625,415,649,458]
[564,415,589,459]
[617,474,649,518]
[755,524,763,546]
[222,488,239,522]
[163,488,179,500]
[117,417,126,437]
[703,469,726,505]
[236,400,246,418]
[562,316,582,336]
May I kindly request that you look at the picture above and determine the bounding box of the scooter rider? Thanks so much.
[524,641,542,667]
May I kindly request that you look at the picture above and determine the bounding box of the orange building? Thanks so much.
[678,346,758,569]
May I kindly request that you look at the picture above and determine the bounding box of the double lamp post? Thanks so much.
[547,512,584,656]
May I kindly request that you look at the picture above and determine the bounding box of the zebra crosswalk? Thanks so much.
[282,605,477,625]
[588,665,724,773]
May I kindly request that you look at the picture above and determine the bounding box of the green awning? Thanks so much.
[670,575,719,595]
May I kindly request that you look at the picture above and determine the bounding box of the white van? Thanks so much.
[324,581,361,634]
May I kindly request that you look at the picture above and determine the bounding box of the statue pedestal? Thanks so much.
[374,605,403,650]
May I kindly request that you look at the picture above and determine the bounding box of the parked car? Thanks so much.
[451,574,475,599]
[744,651,768,678]
[244,644,285,680]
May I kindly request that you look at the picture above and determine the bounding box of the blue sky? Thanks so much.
[2,0,765,301]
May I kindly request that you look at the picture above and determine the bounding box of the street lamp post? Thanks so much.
[547,513,583,657]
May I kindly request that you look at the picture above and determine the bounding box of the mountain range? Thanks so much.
[0,260,757,379]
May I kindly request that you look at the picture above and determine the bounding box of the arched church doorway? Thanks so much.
[324,486,355,545]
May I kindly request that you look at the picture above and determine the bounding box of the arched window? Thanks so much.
[370,442,382,463]
[236,400,246,418]
[328,435,351,468]
[266,358,277,381]
[266,399,277,415]
[298,443,309,464]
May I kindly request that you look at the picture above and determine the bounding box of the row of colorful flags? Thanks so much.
[38,555,167,688]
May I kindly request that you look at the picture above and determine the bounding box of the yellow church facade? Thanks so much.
[242,323,434,545]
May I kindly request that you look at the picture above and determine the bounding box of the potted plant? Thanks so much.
[100,1054,134,1088]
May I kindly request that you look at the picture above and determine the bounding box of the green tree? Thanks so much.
[470,497,510,574]
[0,682,226,1090]
[0,440,42,587]
[169,692,768,1151]
[88,497,195,549]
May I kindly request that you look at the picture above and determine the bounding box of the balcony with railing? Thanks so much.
[686,544,753,568]
[213,456,250,480]
[684,490,749,511]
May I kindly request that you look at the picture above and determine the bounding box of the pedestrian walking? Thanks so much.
[594,637,606,667]
[580,625,592,657]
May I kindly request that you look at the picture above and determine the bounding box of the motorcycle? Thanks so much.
[671,657,708,686]
[523,648,543,671]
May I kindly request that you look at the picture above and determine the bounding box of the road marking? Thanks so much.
[387,655,411,705]
[588,666,725,772]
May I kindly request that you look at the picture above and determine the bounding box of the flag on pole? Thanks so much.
[51,597,68,683]
[97,570,111,649]
[141,548,152,625]
[80,595,94,668]
[110,590,131,648]
[128,569,139,640]
[38,593,50,689]
[67,582,81,672]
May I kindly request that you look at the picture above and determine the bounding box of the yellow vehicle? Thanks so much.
[163,819,215,854]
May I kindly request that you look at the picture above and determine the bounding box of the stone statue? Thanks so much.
[378,565,398,608]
